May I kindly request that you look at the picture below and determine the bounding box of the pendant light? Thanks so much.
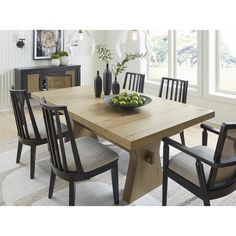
[115,30,151,57]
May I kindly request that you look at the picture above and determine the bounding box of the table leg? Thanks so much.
[72,121,98,140]
[123,140,163,203]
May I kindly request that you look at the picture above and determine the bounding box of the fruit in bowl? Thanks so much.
[110,92,146,108]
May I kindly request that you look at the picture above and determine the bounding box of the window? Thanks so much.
[217,30,236,94]
[146,30,236,103]
[148,30,199,89]
[176,30,198,87]
[149,31,169,81]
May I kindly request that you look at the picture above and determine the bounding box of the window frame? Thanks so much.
[203,30,236,105]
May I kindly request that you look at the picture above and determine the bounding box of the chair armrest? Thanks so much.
[219,157,236,167]
[163,137,217,167]
[200,124,220,135]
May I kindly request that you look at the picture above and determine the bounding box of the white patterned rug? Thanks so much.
[0,139,236,206]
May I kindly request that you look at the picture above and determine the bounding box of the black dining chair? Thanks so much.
[40,98,119,206]
[158,77,188,145]
[162,122,236,206]
[9,87,70,179]
[123,72,145,93]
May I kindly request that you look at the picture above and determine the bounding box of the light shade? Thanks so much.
[116,30,151,57]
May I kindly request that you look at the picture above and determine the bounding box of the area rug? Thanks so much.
[0,139,236,206]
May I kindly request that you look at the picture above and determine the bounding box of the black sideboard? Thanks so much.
[15,65,81,93]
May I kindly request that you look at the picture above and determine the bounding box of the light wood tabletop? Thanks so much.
[32,85,215,203]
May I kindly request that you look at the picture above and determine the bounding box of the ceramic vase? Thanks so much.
[94,71,102,97]
[60,56,69,66]
[51,58,60,66]
[103,63,112,95]
[112,76,120,94]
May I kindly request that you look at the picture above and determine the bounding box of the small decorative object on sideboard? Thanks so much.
[94,71,102,98]
[111,52,144,94]
[51,53,60,66]
[58,51,69,66]
[51,51,69,66]
[96,45,113,95]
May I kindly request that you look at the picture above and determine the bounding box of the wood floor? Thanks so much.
[0,105,218,149]
[0,106,43,144]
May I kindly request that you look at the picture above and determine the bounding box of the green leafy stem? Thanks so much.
[96,44,113,64]
[112,53,144,77]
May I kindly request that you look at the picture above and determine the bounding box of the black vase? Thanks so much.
[112,76,120,94]
[103,63,112,95]
[94,71,102,98]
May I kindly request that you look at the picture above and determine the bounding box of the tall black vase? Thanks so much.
[103,63,112,95]
[94,71,102,97]
[112,76,120,94]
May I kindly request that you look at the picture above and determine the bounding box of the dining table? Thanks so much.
[31,85,215,203]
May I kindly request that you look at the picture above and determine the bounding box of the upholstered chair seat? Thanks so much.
[65,136,119,172]
[169,145,236,187]
[28,118,71,139]
[169,146,214,186]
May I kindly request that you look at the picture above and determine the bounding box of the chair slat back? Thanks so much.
[123,72,145,93]
[208,123,236,188]
[9,88,41,140]
[40,99,83,173]
[159,77,188,104]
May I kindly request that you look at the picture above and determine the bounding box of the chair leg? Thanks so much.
[48,169,56,199]
[202,129,208,146]
[162,168,168,206]
[30,146,36,179]
[195,161,210,206]
[162,141,169,206]
[16,141,23,163]
[111,162,119,205]
[180,131,185,145]
[69,181,76,206]
[202,195,210,206]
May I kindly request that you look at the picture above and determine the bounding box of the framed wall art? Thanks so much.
[33,30,64,60]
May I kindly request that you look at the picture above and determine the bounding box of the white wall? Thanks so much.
[0,30,106,110]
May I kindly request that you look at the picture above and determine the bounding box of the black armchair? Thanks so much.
[162,122,236,206]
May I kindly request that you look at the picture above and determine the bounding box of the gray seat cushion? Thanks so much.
[169,145,236,186]
[65,136,119,172]
[168,146,214,186]
[28,118,70,139]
